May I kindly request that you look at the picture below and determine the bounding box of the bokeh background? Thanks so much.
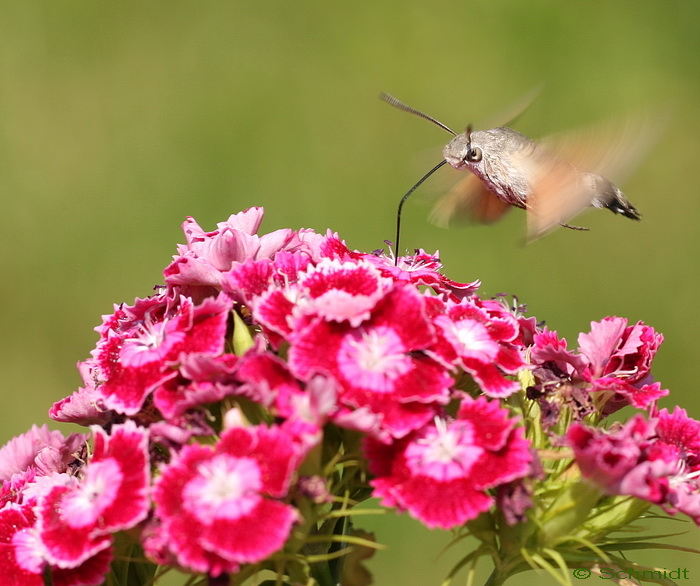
[1,1,698,584]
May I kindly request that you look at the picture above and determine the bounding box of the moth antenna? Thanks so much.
[465,124,474,149]
[380,92,457,136]
[394,159,449,264]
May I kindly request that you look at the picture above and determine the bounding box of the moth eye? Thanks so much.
[466,146,482,163]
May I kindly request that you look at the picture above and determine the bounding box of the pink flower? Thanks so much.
[37,422,150,568]
[164,209,292,286]
[529,329,587,383]
[150,423,304,576]
[578,317,667,410]
[153,353,239,421]
[89,294,232,415]
[236,351,302,410]
[0,505,112,586]
[164,208,324,301]
[246,257,395,346]
[366,396,532,529]
[568,416,661,497]
[236,352,338,430]
[569,407,700,524]
[652,407,700,523]
[432,297,525,398]
[0,426,85,484]
[289,284,452,438]
[294,258,394,327]
[528,318,667,415]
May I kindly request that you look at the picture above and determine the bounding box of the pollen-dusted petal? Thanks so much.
[337,327,413,392]
[183,455,262,523]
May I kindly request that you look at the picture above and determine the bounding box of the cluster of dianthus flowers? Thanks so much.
[0,207,698,586]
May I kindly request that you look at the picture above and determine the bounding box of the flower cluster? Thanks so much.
[0,207,697,585]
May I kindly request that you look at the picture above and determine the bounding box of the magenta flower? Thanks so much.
[151,422,306,576]
[88,293,232,415]
[236,351,338,431]
[163,208,324,300]
[242,257,394,342]
[529,328,587,382]
[528,318,666,415]
[293,258,394,327]
[37,422,150,568]
[569,407,700,524]
[432,297,526,398]
[0,505,112,586]
[578,317,667,409]
[654,407,700,523]
[289,284,452,438]
[568,416,661,497]
[153,353,239,421]
[367,396,532,529]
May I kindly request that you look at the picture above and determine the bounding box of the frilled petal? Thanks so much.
[367,396,531,529]
[38,423,150,568]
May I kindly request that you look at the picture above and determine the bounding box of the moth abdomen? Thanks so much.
[592,179,641,221]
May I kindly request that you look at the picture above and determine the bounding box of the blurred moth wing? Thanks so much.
[537,110,659,182]
[479,84,544,132]
[429,172,512,227]
[520,113,657,240]
[516,147,598,240]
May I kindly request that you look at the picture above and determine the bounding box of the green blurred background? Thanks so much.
[1,0,698,583]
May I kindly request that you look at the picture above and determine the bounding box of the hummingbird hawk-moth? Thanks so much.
[380,92,644,253]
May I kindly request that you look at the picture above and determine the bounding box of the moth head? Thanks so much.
[443,126,484,170]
